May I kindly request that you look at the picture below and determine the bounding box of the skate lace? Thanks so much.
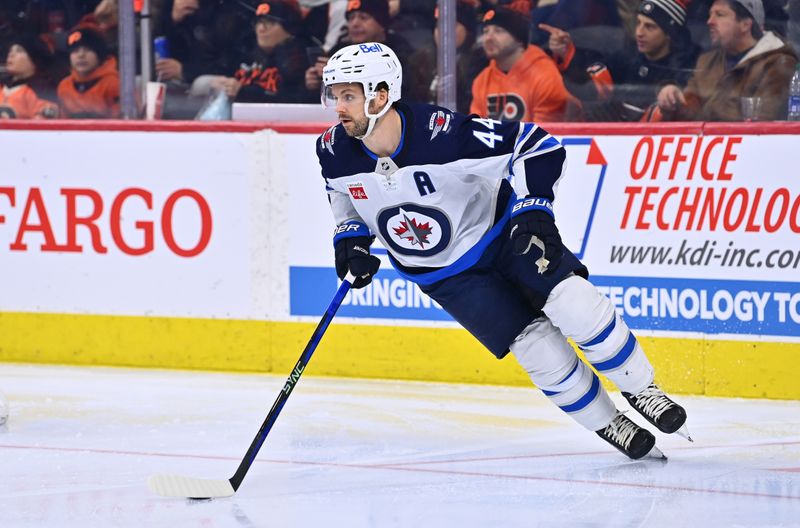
[634,385,674,418]
[604,415,638,449]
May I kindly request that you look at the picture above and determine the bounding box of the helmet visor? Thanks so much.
[321,84,338,109]
[321,82,370,110]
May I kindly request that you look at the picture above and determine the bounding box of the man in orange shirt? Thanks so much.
[470,6,572,122]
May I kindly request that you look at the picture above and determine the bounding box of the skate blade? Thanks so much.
[646,445,668,460]
[675,424,693,442]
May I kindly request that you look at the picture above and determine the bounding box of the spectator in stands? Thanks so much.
[470,5,573,121]
[154,0,251,88]
[75,0,120,58]
[57,28,120,118]
[686,0,789,51]
[411,0,487,113]
[0,34,58,119]
[304,0,424,102]
[209,0,310,103]
[544,0,700,121]
[656,0,798,121]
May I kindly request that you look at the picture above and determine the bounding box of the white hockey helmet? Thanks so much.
[321,42,402,138]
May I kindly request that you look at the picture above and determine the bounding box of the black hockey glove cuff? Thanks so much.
[333,223,380,289]
[509,197,563,274]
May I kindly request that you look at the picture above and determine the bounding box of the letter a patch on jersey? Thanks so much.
[347,183,368,200]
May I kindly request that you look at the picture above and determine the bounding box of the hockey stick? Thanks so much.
[147,272,356,499]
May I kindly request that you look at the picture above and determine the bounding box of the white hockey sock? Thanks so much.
[543,275,654,395]
[511,318,615,431]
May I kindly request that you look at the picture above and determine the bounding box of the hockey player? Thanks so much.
[316,42,691,459]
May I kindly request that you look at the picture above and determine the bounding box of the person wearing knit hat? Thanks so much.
[8,34,54,74]
[537,0,701,121]
[656,0,797,121]
[731,0,765,30]
[205,0,309,104]
[481,6,530,45]
[57,28,120,118]
[345,0,391,32]
[66,28,109,62]
[635,0,693,58]
[305,0,424,103]
[638,0,689,39]
[0,34,58,119]
[471,5,573,121]
[254,0,302,35]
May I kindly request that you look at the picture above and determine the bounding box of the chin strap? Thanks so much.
[355,97,392,140]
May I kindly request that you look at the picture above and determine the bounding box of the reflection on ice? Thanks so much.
[0,364,798,527]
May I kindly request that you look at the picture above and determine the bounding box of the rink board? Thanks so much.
[4,311,797,399]
[0,121,799,400]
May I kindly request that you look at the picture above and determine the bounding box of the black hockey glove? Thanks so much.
[334,235,381,289]
[509,197,563,275]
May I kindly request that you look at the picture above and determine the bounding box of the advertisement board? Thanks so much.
[286,131,800,341]
[0,130,258,318]
[1,120,797,397]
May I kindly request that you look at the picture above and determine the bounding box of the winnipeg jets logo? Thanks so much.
[393,208,433,247]
[377,204,451,256]
[321,125,336,155]
[428,110,451,140]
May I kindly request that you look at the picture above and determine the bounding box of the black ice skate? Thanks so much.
[596,412,665,460]
[623,383,692,441]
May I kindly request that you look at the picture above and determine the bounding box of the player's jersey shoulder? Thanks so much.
[396,102,522,165]
[316,102,529,178]
[316,123,375,180]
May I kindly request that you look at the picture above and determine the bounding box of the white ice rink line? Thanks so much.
[0,363,798,527]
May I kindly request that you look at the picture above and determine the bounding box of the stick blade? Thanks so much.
[147,473,235,499]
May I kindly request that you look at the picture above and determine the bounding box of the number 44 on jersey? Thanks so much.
[472,118,503,149]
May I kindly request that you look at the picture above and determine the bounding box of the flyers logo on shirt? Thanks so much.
[347,183,368,199]
[487,93,526,121]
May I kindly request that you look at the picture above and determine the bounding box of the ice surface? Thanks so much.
[1,364,798,527]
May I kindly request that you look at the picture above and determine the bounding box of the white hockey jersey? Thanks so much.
[317,102,566,278]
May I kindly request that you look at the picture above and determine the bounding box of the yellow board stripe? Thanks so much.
[0,312,797,399]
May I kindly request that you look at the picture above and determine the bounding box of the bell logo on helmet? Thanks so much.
[359,43,384,53]
[256,3,270,15]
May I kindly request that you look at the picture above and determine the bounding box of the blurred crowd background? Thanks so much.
[1,0,798,121]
